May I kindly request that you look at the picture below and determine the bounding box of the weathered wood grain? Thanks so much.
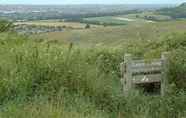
[120,52,168,96]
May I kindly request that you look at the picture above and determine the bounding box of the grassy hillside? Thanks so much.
[83,16,128,25]
[157,3,186,19]
[0,30,185,117]
[83,12,171,26]
[33,20,186,47]
[125,12,172,21]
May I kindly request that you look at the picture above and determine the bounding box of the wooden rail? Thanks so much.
[120,52,169,96]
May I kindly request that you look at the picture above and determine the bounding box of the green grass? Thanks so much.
[83,12,171,26]
[84,16,128,25]
[124,12,172,21]
[0,96,108,118]
[0,31,186,117]
[33,19,186,47]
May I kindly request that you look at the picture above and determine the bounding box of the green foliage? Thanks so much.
[162,32,186,50]
[0,96,108,118]
[85,24,91,29]
[0,32,185,118]
[0,20,13,32]
[169,48,186,90]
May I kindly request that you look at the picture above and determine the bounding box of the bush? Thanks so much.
[0,20,13,32]
[169,48,186,90]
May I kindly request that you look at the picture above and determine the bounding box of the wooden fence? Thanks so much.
[120,52,169,96]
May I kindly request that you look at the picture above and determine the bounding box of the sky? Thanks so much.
[0,0,186,5]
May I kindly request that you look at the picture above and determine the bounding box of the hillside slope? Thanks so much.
[0,30,186,117]
[34,20,186,47]
[157,3,186,18]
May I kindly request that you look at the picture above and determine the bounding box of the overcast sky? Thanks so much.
[0,0,186,5]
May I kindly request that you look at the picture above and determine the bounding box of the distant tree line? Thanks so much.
[143,15,167,21]
[0,10,141,21]
[14,24,64,34]
[80,20,127,26]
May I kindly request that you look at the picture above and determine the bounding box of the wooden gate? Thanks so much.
[120,52,169,96]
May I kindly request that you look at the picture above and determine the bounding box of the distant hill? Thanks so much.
[0,4,175,21]
[157,3,186,19]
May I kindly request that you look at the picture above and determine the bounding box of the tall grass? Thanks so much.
[0,32,185,118]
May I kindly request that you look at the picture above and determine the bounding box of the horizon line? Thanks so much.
[0,3,180,5]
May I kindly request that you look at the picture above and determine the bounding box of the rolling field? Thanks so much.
[84,16,128,25]
[124,12,172,21]
[83,15,150,25]
[15,20,101,29]
[83,12,172,26]
[1,3,186,118]
[33,20,186,47]
[1,14,186,118]
[0,28,186,118]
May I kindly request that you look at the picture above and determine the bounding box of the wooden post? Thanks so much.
[161,52,169,96]
[120,62,125,87]
[124,54,132,95]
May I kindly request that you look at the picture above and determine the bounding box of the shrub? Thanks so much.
[0,19,13,32]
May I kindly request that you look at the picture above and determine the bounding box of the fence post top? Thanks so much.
[161,52,169,59]
[124,53,132,58]
[124,53,132,62]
